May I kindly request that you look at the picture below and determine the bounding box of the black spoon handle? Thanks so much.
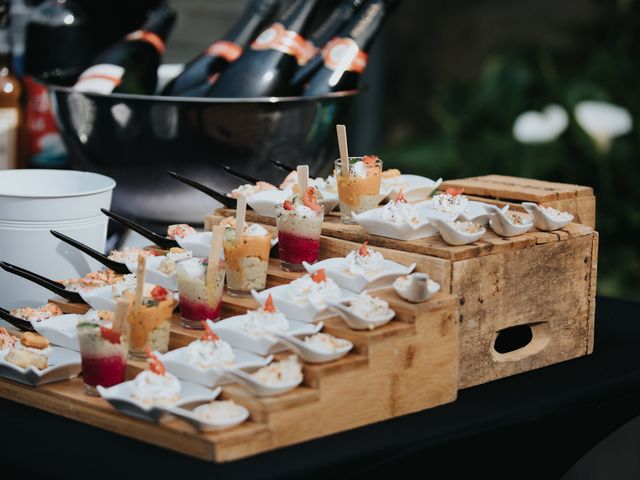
[167,170,237,209]
[220,165,260,185]
[0,261,83,303]
[50,230,131,275]
[100,209,178,250]
[271,159,296,173]
[0,307,35,332]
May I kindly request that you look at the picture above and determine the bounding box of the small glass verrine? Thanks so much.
[126,289,176,359]
[77,318,128,396]
[335,156,383,224]
[223,225,271,297]
[275,202,324,272]
[176,257,226,329]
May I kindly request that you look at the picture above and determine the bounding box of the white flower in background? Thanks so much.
[574,100,632,153]
[512,104,569,144]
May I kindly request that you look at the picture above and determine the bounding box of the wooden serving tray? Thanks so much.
[0,259,459,463]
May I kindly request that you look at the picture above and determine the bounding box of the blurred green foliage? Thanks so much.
[382,1,640,300]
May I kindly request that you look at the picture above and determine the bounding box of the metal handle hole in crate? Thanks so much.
[491,322,551,362]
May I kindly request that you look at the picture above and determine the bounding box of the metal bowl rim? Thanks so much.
[46,84,359,104]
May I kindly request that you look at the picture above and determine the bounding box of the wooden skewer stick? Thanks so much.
[297,165,309,195]
[207,225,224,298]
[113,298,130,336]
[235,194,247,244]
[134,254,146,309]
[336,124,350,177]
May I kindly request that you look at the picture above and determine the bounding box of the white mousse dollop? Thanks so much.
[345,246,385,276]
[349,293,392,320]
[303,333,351,353]
[131,370,181,406]
[243,308,289,337]
[193,400,246,422]
[428,193,469,215]
[381,200,420,225]
[287,274,341,308]
[251,355,302,385]
[186,338,235,369]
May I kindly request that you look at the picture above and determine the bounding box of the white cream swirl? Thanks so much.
[131,370,181,406]
[242,309,289,337]
[349,293,392,320]
[186,338,235,369]
[345,247,385,276]
[287,275,341,308]
[381,200,420,225]
[251,355,302,386]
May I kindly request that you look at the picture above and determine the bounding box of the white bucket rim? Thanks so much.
[0,170,116,199]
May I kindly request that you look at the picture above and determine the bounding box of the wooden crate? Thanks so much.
[0,259,459,462]
[217,196,598,389]
[441,175,596,228]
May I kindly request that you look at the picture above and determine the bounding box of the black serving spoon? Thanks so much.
[271,159,296,174]
[50,230,131,275]
[167,170,238,208]
[220,165,261,185]
[0,261,83,303]
[100,209,179,250]
[0,307,36,332]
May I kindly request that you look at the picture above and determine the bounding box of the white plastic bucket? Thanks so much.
[0,169,116,308]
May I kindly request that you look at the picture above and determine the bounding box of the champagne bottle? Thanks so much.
[207,0,321,98]
[74,5,176,95]
[303,0,399,96]
[290,0,364,90]
[163,0,279,97]
[0,0,22,170]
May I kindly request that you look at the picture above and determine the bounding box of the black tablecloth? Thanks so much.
[2,296,640,480]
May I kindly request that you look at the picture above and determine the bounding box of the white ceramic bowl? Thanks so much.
[0,170,115,308]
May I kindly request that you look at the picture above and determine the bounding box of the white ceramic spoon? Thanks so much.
[221,367,302,397]
[326,301,395,330]
[428,218,486,246]
[521,202,573,231]
[484,204,533,237]
[393,273,440,303]
[272,333,353,364]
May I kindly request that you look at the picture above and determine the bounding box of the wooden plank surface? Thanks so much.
[1,249,459,463]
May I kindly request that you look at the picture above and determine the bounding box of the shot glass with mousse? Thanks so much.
[335,155,383,224]
[276,187,324,272]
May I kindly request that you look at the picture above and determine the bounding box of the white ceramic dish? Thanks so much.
[124,255,178,291]
[272,333,353,363]
[222,367,302,397]
[0,169,115,308]
[167,401,250,432]
[159,346,272,387]
[382,175,443,202]
[302,258,416,293]
[246,189,290,218]
[176,231,277,258]
[252,284,357,322]
[79,284,178,311]
[0,345,81,386]
[428,218,486,246]
[209,315,322,356]
[521,202,573,231]
[393,273,441,303]
[31,313,81,351]
[327,300,395,330]
[351,207,454,242]
[485,205,534,237]
[98,380,219,423]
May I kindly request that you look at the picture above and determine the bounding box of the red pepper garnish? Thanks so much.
[311,269,326,283]
[363,155,378,166]
[145,346,165,375]
[445,187,464,196]
[283,199,295,211]
[263,294,277,313]
[395,189,407,203]
[302,187,323,213]
[99,326,120,344]
[150,285,168,301]
[149,249,164,257]
[201,320,220,342]
[359,241,369,257]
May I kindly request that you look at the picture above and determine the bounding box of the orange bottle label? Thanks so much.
[206,40,243,62]
[126,30,166,54]
[251,22,315,66]
[322,37,368,74]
